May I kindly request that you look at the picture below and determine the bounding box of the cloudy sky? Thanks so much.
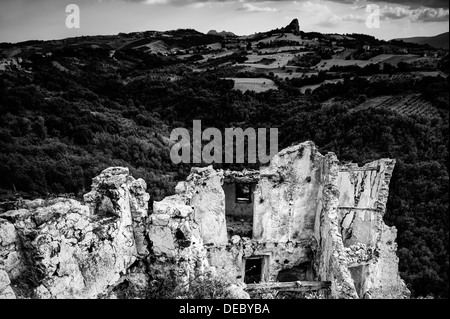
[0,0,448,43]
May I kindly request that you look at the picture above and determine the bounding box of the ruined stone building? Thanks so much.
[151,141,409,298]
[0,141,410,299]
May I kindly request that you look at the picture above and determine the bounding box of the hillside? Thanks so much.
[394,32,449,50]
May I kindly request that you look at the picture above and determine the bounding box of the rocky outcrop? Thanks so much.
[0,166,248,299]
[0,167,149,299]
[284,19,300,34]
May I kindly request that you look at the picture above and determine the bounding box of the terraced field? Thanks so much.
[355,94,441,117]
[197,50,237,63]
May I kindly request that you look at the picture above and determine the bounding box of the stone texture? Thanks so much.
[312,150,409,299]
[150,195,197,258]
[84,166,150,257]
[0,141,409,299]
[0,218,25,280]
[150,191,219,293]
[223,169,260,183]
[313,153,359,298]
[0,268,16,299]
[224,283,250,299]
[284,18,300,34]
[149,181,251,298]
[157,141,409,299]
[253,142,323,242]
[358,225,410,299]
[0,167,149,299]
[171,166,228,245]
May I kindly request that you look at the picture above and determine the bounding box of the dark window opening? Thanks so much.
[223,181,255,238]
[244,257,263,284]
[235,183,252,203]
[276,262,312,282]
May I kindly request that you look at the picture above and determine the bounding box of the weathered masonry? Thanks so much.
[0,141,409,299]
[152,141,410,298]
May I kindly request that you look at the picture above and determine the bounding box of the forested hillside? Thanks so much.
[0,31,448,298]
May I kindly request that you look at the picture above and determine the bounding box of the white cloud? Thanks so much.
[237,3,279,13]
[381,5,449,22]
[293,1,345,27]
[134,0,168,4]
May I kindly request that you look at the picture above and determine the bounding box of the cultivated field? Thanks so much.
[136,40,171,54]
[226,78,278,93]
[256,33,303,44]
[316,54,421,71]
[355,94,440,117]
[374,54,421,66]
[206,42,222,50]
[197,50,237,63]
[361,71,447,82]
[259,46,304,54]
[316,58,370,70]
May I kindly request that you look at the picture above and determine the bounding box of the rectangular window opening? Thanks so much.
[223,181,255,238]
[235,182,252,203]
[243,256,268,284]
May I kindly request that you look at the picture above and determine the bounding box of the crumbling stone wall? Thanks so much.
[0,141,409,299]
[311,148,409,299]
[149,193,211,284]
[149,178,249,298]
[253,142,323,242]
[175,167,228,246]
[162,141,409,299]
[207,236,313,283]
[312,152,360,298]
[333,160,409,298]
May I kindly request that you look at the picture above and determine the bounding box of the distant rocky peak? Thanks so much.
[207,30,236,37]
[286,18,300,33]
